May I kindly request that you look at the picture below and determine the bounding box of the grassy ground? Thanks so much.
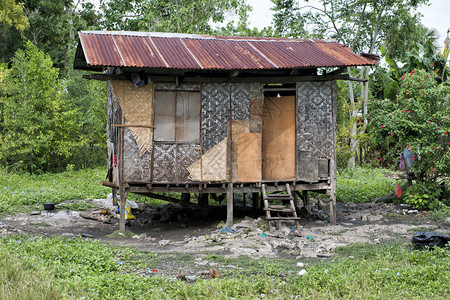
[1,166,400,215]
[0,234,448,299]
[0,167,165,215]
[336,168,400,203]
[1,167,449,299]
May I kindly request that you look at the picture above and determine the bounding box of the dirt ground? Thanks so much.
[2,198,449,261]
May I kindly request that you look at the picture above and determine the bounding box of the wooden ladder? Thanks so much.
[262,183,300,232]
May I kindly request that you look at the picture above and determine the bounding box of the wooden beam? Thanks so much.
[102,180,118,188]
[126,182,329,194]
[111,124,154,128]
[83,73,365,83]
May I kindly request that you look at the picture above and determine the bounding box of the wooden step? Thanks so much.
[267,217,300,220]
[265,196,293,201]
[264,208,295,213]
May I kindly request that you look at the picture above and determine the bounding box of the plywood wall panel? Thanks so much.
[237,133,262,182]
[262,96,295,180]
[231,120,250,181]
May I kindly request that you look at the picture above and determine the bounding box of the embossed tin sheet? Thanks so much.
[123,127,152,182]
[201,83,229,152]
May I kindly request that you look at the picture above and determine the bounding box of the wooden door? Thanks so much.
[262,96,295,180]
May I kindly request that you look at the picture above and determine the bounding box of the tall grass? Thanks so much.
[1,235,448,299]
[0,167,109,213]
[336,168,400,203]
[0,251,61,299]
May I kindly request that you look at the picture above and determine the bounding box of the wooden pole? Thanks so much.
[226,183,234,227]
[252,192,259,217]
[112,188,117,206]
[226,84,234,227]
[330,81,337,225]
[119,184,126,232]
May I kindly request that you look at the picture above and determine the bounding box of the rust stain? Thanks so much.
[77,31,379,70]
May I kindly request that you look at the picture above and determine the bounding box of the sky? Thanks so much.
[246,0,449,50]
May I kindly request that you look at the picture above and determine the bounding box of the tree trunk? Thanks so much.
[348,78,357,168]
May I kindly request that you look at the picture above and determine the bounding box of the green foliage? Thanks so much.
[1,235,448,299]
[403,182,447,210]
[271,0,429,53]
[271,0,309,38]
[428,204,450,222]
[100,0,251,34]
[0,166,109,213]
[59,68,107,169]
[336,168,398,203]
[1,0,100,72]
[0,0,29,31]
[368,69,450,181]
[0,41,63,173]
[0,42,107,172]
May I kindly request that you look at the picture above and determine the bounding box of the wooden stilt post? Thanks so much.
[252,192,259,217]
[330,80,337,225]
[112,188,118,206]
[226,183,233,227]
[119,184,126,232]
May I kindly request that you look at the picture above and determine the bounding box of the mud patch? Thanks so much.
[1,200,449,261]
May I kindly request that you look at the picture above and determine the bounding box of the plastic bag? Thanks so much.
[411,231,450,250]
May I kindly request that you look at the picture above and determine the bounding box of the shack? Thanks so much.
[74,31,379,231]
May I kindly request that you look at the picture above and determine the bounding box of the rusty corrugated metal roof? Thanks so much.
[75,31,379,71]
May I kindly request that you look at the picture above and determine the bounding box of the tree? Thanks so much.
[0,0,29,30]
[368,69,449,207]
[369,70,449,180]
[60,68,107,169]
[0,0,29,61]
[0,41,62,172]
[1,0,100,73]
[99,0,251,34]
[271,0,430,167]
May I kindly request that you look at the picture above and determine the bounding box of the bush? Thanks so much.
[368,69,450,182]
[403,181,449,210]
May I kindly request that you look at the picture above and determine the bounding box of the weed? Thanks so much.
[0,167,110,213]
[428,205,450,222]
[336,168,401,203]
[0,236,448,299]
[107,230,136,238]
[26,222,50,227]
[58,201,96,211]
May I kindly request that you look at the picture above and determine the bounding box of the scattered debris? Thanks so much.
[298,269,308,276]
[79,212,112,224]
[218,227,235,234]
[159,239,170,246]
[177,272,186,281]
[209,268,220,278]
[412,232,450,250]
